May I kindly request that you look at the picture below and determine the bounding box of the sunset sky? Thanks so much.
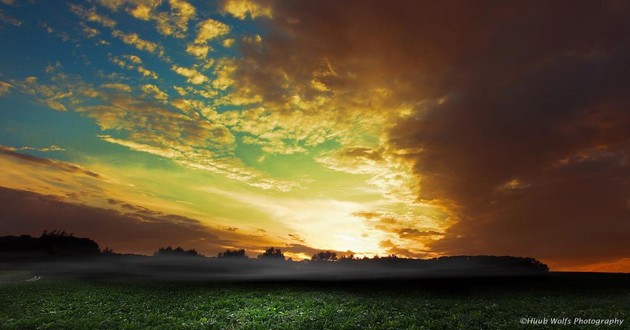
[1,0,628,271]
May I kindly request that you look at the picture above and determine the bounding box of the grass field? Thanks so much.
[1,272,628,329]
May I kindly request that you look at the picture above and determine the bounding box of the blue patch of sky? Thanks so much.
[0,93,100,160]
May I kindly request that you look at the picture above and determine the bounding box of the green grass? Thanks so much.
[0,274,628,329]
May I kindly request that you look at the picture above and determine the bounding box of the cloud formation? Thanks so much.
[220,0,272,20]
[97,0,196,38]
[0,187,249,255]
[0,151,296,255]
[111,30,166,59]
[0,145,102,179]
[171,65,208,85]
[193,18,230,44]
[0,81,12,96]
[229,0,630,268]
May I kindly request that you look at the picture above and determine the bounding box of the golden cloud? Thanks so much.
[185,43,210,59]
[101,83,132,92]
[193,18,230,44]
[141,84,168,102]
[0,81,13,96]
[171,65,208,84]
[221,0,271,20]
[112,30,166,59]
[70,4,117,29]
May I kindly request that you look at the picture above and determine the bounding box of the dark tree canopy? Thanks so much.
[0,231,100,257]
[217,249,247,258]
[154,246,201,257]
[258,247,285,260]
[311,251,337,262]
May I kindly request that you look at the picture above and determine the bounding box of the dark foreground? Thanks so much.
[0,272,628,329]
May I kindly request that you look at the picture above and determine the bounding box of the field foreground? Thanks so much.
[1,272,628,329]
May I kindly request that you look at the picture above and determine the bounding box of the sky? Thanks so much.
[0,0,628,272]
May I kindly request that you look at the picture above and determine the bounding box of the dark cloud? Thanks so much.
[336,147,383,162]
[398,228,443,240]
[0,146,103,179]
[235,1,630,268]
[287,233,305,243]
[379,240,427,259]
[0,187,236,256]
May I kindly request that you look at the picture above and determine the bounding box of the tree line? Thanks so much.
[0,232,549,273]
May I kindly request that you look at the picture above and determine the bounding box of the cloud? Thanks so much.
[136,66,158,79]
[125,54,142,64]
[128,4,152,20]
[69,4,117,29]
[111,30,166,59]
[222,38,235,48]
[220,0,272,20]
[316,146,420,204]
[8,68,293,192]
[99,135,181,159]
[10,145,65,152]
[193,18,230,44]
[0,146,101,179]
[141,84,168,102]
[383,3,630,269]
[154,0,196,38]
[0,81,13,96]
[101,83,132,92]
[171,65,208,84]
[96,0,127,11]
[79,22,100,38]
[10,73,106,112]
[211,58,236,90]
[0,9,22,26]
[0,142,203,229]
[215,105,357,155]
[77,95,234,153]
[98,0,196,38]
[351,210,443,258]
[0,152,295,256]
[317,147,384,175]
[73,94,295,192]
[227,1,630,265]
[186,43,210,60]
[234,1,630,270]
[0,143,307,258]
[111,55,159,79]
[398,228,443,240]
[379,240,427,258]
[0,187,250,256]
[10,76,73,111]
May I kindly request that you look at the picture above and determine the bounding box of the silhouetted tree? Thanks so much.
[217,249,247,258]
[257,247,284,260]
[38,230,99,256]
[339,254,355,262]
[311,251,337,262]
[153,246,201,257]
